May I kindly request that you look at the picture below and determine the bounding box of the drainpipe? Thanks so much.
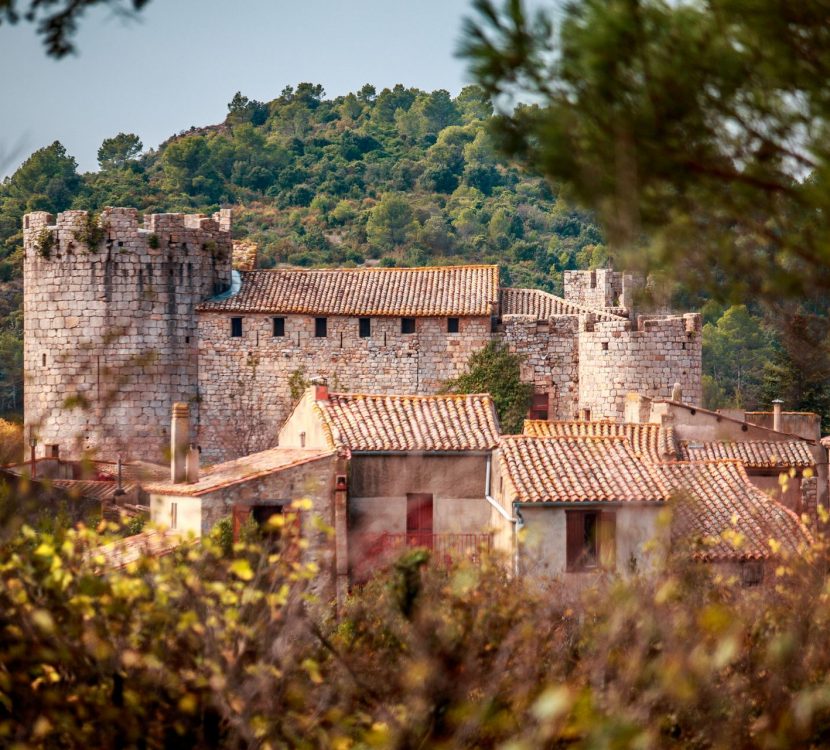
[485,454,519,577]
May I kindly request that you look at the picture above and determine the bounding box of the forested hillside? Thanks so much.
[0,83,826,421]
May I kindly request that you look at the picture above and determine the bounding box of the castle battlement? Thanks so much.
[23,208,232,266]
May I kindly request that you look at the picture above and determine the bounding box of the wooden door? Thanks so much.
[406,493,434,548]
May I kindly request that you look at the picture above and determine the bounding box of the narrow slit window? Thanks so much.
[273,317,285,337]
[315,317,328,338]
[401,317,416,334]
[230,317,243,338]
[359,318,371,338]
[447,317,460,334]
[42,353,46,367]
[170,502,178,530]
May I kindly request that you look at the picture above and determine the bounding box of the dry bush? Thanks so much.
[0,418,22,465]
[1,508,830,748]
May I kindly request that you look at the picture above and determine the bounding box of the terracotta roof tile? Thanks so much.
[51,479,136,502]
[500,287,625,321]
[92,530,189,570]
[144,447,334,497]
[659,461,812,561]
[523,420,676,462]
[499,435,667,504]
[677,440,815,469]
[198,265,500,317]
[318,393,500,452]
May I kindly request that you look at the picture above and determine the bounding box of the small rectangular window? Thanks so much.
[273,317,285,337]
[401,317,416,334]
[230,317,243,338]
[447,317,460,334]
[528,392,549,421]
[359,318,371,338]
[315,317,328,338]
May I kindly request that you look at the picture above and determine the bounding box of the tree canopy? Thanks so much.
[462,0,830,305]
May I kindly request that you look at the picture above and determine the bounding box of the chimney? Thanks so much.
[625,392,652,424]
[186,444,200,483]
[311,375,329,402]
[671,382,683,403]
[772,399,784,432]
[170,402,190,484]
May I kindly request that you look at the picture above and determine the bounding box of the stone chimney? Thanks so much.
[772,399,784,432]
[170,402,190,484]
[671,382,683,403]
[625,392,652,424]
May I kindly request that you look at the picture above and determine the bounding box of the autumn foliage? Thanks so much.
[0,512,829,748]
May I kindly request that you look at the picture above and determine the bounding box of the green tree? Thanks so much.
[702,306,774,409]
[97,133,142,170]
[3,141,80,213]
[462,0,830,305]
[442,341,532,432]
[366,193,418,250]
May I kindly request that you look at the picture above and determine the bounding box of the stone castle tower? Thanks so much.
[23,207,232,460]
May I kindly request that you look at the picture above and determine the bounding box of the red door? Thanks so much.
[406,493,433,549]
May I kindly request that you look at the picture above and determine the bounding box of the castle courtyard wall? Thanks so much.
[197,313,492,462]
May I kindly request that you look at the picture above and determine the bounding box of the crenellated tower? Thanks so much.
[23,207,232,461]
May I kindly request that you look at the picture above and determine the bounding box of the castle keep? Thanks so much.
[23,209,702,463]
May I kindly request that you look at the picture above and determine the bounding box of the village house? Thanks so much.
[278,384,500,588]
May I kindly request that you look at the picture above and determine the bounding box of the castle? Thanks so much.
[22,208,702,464]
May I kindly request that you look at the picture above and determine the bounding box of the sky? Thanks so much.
[0,0,479,177]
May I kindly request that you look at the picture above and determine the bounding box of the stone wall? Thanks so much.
[563,268,644,311]
[23,208,232,462]
[197,313,491,462]
[578,313,702,420]
[498,315,579,420]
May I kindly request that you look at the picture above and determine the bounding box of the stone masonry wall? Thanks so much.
[498,315,579,421]
[23,208,232,462]
[563,269,623,309]
[197,313,491,462]
[578,313,702,420]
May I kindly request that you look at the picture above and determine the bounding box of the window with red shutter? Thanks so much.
[529,392,549,420]
[565,510,605,571]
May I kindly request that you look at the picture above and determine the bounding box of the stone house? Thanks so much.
[489,429,812,585]
[625,394,827,520]
[278,384,500,586]
[22,208,702,465]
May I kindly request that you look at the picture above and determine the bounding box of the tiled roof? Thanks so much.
[523,420,677,462]
[500,287,625,321]
[498,435,667,504]
[51,479,136,502]
[144,447,334,497]
[198,265,500,317]
[659,461,812,561]
[93,461,169,483]
[317,393,500,452]
[91,530,188,570]
[677,440,815,469]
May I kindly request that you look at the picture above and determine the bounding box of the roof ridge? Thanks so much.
[244,264,499,274]
[329,391,491,401]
